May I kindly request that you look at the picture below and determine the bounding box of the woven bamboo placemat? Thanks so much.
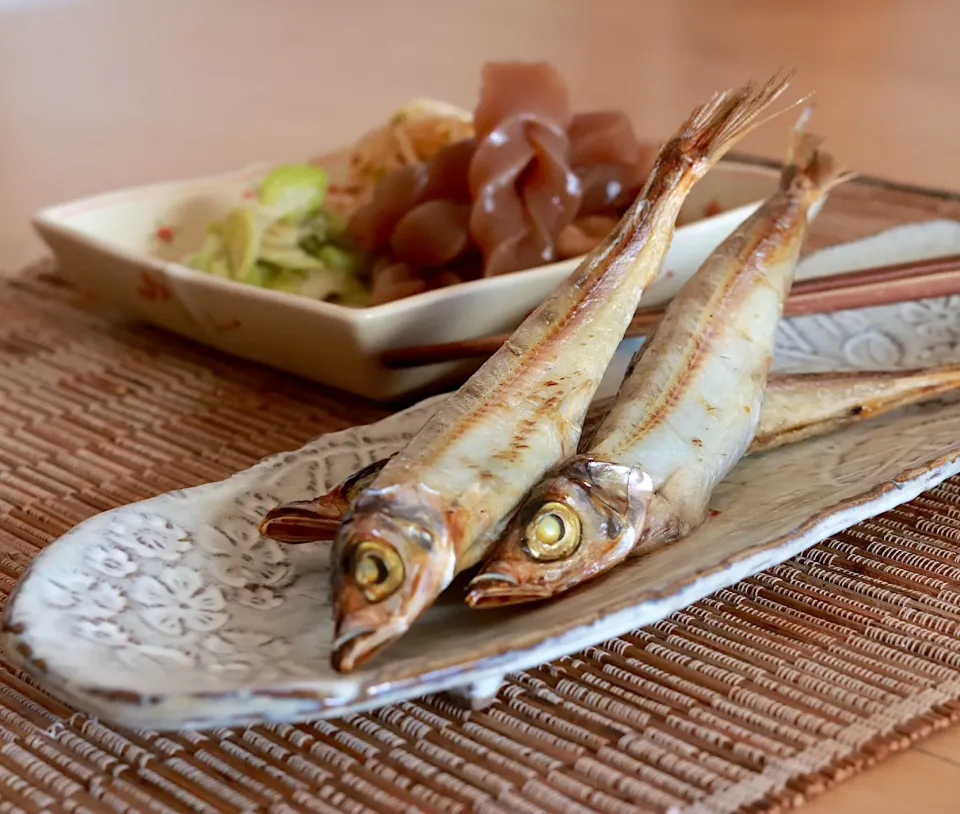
[4,172,960,813]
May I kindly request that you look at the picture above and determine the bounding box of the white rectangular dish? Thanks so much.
[34,153,787,402]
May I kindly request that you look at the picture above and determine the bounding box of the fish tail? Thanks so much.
[780,108,857,196]
[668,70,799,174]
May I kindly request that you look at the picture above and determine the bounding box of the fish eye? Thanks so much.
[524,502,581,561]
[349,540,405,602]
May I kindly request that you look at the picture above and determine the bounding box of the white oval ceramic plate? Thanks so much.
[32,146,786,402]
[6,222,960,732]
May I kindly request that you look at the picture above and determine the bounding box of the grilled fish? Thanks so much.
[465,115,853,607]
[326,77,794,670]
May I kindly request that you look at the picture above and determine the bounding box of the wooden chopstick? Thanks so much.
[381,253,960,369]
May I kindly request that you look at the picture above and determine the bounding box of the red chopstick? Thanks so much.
[381,253,960,369]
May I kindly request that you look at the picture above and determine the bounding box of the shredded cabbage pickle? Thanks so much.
[181,163,370,307]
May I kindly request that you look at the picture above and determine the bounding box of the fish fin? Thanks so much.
[341,456,393,501]
[259,456,393,543]
[643,469,710,543]
[575,457,654,532]
[258,498,344,543]
[669,70,799,171]
[780,108,857,195]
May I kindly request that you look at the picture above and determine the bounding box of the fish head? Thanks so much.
[465,456,653,608]
[331,483,454,671]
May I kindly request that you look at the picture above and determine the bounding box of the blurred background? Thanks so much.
[3,0,959,270]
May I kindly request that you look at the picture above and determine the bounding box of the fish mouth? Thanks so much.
[258,500,342,543]
[464,573,553,608]
[331,624,405,672]
[468,571,519,587]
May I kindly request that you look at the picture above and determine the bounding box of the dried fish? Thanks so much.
[286,77,795,670]
[466,113,854,608]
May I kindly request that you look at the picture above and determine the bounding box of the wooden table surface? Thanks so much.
[3,1,960,810]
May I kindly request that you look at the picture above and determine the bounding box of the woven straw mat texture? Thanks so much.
[1,261,960,814]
